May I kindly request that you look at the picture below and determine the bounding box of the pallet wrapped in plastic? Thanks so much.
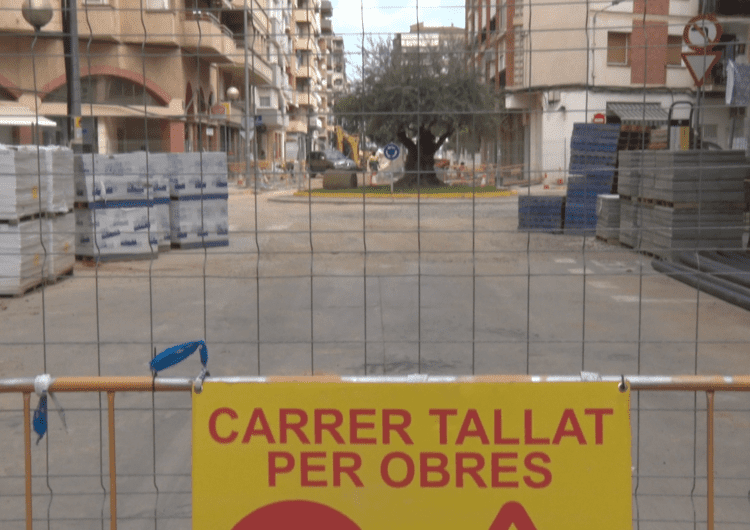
[0,145,48,221]
[0,218,44,295]
[44,212,75,279]
[45,146,74,213]
[169,194,229,248]
[75,200,158,259]
[167,152,228,197]
[74,154,151,203]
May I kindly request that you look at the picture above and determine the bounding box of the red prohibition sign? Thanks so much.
[682,14,722,53]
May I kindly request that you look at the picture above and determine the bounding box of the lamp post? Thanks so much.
[22,0,82,149]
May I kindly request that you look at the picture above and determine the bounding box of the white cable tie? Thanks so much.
[33,374,68,433]
[34,374,52,396]
[580,371,602,382]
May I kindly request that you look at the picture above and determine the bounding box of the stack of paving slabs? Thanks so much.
[617,150,749,258]
[74,152,159,261]
[595,194,621,242]
[166,152,229,249]
[565,123,620,233]
[0,145,75,295]
[518,195,565,232]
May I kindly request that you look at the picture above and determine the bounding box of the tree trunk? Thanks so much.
[394,127,448,188]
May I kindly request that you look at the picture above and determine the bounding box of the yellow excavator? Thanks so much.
[335,126,361,168]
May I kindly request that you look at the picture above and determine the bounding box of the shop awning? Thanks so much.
[0,107,57,128]
[607,102,669,127]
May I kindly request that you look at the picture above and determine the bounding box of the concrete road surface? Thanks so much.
[0,183,749,529]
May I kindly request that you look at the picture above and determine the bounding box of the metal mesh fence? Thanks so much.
[0,0,749,528]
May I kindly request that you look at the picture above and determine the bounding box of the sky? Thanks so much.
[329,0,466,74]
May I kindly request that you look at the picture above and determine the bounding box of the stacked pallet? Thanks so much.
[166,153,229,249]
[74,152,158,261]
[618,125,650,151]
[0,146,75,295]
[565,123,620,233]
[617,150,749,257]
[518,196,565,232]
[595,194,620,242]
[647,128,668,150]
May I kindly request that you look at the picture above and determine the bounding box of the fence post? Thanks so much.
[706,390,715,530]
[108,391,117,530]
[24,392,32,530]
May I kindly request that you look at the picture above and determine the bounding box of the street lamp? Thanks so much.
[22,0,52,31]
[226,86,239,162]
[22,0,82,149]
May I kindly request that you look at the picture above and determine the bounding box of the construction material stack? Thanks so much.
[168,153,229,249]
[595,194,621,243]
[1,145,74,295]
[618,150,748,257]
[517,196,565,232]
[145,154,172,252]
[74,152,158,261]
[565,123,620,233]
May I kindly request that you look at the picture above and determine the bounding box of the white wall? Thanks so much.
[537,90,695,182]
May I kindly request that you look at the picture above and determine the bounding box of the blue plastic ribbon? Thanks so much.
[33,395,48,445]
[150,340,208,373]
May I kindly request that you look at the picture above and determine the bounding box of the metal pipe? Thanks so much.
[707,390,715,530]
[23,392,32,530]
[2,375,750,392]
[108,391,117,530]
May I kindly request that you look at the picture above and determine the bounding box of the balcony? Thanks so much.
[295,65,321,83]
[119,7,180,46]
[256,108,287,128]
[287,117,307,134]
[182,11,236,63]
[320,0,332,17]
[294,36,317,52]
[78,5,119,42]
[294,8,320,34]
[321,19,332,34]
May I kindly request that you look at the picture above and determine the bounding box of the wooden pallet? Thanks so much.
[0,276,44,298]
[44,265,74,284]
[595,235,621,246]
[171,240,229,250]
[76,252,158,264]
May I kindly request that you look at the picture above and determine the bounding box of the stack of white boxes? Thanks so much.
[74,152,158,260]
[168,152,229,249]
[144,154,172,252]
[0,145,74,295]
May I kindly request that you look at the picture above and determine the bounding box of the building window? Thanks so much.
[667,35,683,66]
[607,32,630,65]
[259,96,272,107]
[44,75,165,106]
[146,0,169,8]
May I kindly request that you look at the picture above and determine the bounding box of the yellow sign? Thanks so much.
[193,382,631,529]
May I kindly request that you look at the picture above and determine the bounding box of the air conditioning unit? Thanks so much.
[548,90,561,103]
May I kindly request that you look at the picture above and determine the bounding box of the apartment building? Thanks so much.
[318,1,347,148]
[466,0,748,181]
[0,0,342,165]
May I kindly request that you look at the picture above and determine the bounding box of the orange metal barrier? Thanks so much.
[2,374,749,530]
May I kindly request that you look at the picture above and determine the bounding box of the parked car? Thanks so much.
[307,149,357,177]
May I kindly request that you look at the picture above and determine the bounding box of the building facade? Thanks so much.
[0,0,345,165]
[466,0,749,182]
